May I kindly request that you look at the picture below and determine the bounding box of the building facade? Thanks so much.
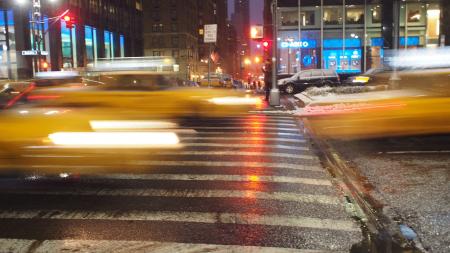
[143,0,236,81]
[0,0,143,80]
[232,0,250,78]
[275,0,446,75]
[143,0,200,80]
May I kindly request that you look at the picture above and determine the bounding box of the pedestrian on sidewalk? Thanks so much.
[263,59,272,101]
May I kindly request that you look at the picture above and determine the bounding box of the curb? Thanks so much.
[300,117,427,253]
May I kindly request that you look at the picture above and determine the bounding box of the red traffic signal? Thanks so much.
[63,14,75,29]
[262,40,271,52]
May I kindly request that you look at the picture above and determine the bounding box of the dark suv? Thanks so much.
[278,69,340,94]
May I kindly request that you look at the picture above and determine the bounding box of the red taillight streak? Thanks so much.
[4,83,36,109]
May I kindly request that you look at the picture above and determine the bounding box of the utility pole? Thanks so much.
[31,0,42,74]
[270,0,280,106]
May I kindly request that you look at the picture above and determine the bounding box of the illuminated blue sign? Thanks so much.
[280,40,316,49]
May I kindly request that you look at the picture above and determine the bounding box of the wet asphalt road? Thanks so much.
[331,135,450,253]
[0,109,362,252]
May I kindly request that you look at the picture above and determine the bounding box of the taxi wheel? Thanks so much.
[285,83,295,94]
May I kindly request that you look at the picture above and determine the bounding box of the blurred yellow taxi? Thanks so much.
[0,72,261,173]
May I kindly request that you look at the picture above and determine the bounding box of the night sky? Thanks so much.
[228,0,264,24]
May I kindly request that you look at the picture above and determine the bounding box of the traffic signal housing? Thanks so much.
[262,40,271,52]
[63,14,75,29]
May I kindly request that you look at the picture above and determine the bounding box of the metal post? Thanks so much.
[208,43,211,87]
[297,0,301,72]
[405,2,408,49]
[270,0,280,106]
[320,0,324,68]
[363,0,367,72]
[32,0,42,73]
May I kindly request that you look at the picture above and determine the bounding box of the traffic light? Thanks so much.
[262,40,270,52]
[63,14,75,29]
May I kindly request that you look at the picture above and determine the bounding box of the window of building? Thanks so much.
[407,3,423,23]
[172,36,179,47]
[371,5,381,23]
[323,6,343,25]
[152,11,161,21]
[171,9,177,21]
[172,50,179,58]
[85,26,96,62]
[281,10,315,26]
[153,51,161,56]
[104,30,114,59]
[120,34,125,57]
[171,23,178,32]
[61,19,76,68]
[0,9,17,79]
[346,6,364,24]
[152,37,159,47]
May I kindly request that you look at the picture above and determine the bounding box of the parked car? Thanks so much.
[278,69,340,94]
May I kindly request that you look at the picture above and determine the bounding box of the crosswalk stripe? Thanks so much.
[180,137,305,143]
[191,127,298,132]
[90,174,332,186]
[129,161,321,171]
[151,151,315,159]
[179,131,303,137]
[6,189,339,205]
[22,151,315,160]
[0,239,342,253]
[183,143,308,150]
[0,210,359,231]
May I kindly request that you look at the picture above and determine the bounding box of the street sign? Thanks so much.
[21,50,49,56]
[250,25,263,39]
[204,24,217,43]
[22,50,39,56]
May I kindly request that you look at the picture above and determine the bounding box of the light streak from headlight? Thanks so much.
[352,76,370,83]
[48,132,180,148]
[44,110,60,115]
[90,120,178,130]
[208,97,262,105]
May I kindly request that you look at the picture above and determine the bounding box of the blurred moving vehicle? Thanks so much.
[278,69,340,94]
[302,68,450,140]
[0,70,261,174]
[199,73,234,88]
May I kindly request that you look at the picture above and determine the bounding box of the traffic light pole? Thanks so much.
[270,0,280,106]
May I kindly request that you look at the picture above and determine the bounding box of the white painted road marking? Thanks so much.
[0,239,343,253]
[7,189,339,205]
[129,160,321,171]
[153,151,315,160]
[192,127,298,132]
[92,174,332,186]
[0,210,360,231]
[182,143,308,150]
[180,136,305,143]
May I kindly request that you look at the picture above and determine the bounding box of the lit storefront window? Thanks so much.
[0,10,17,79]
[280,10,315,26]
[104,30,115,59]
[346,5,364,24]
[85,26,98,62]
[323,6,343,25]
[119,34,125,57]
[61,20,76,68]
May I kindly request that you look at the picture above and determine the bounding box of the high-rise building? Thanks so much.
[143,0,199,81]
[232,0,250,78]
[0,0,143,80]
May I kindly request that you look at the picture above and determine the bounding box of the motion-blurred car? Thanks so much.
[278,69,340,94]
[302,68,450,139]
[0,72,261,174]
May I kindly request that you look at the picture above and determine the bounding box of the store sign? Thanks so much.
[21,50,49,56]
[280,40,316,49]
[21,50,39,56]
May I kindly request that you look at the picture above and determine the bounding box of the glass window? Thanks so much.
[104,30,111,58]
[61,20,73,68]
[407,3,422,23]
[323,6,343,25]
[280,11,315,26]
[346,6,364,24]
[171,23,178,32]
[371,5,381,23]
[85,26,94,62]
[300,71,311,79]
[120,35,125,57]
[171,36,179,47]
[172,50,179,58]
